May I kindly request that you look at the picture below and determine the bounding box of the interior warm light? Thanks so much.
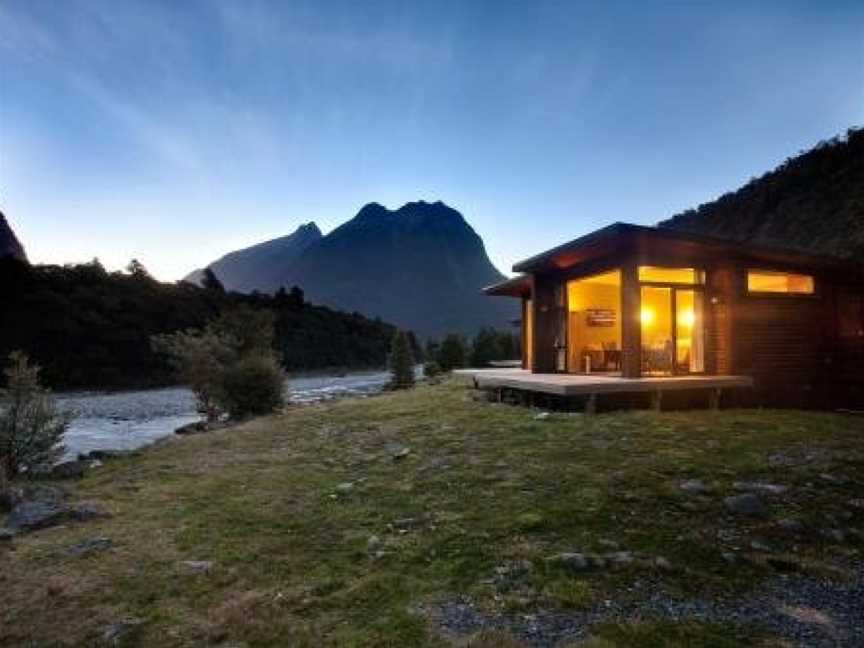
[678,309,695,328]
[640,308,655,325]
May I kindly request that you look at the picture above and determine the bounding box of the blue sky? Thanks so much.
[2,0,862,280]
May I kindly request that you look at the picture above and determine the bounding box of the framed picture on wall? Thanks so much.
[586,309,616,327]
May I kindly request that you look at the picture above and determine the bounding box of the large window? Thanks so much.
[566,270,622,374]
[747,270,815,295]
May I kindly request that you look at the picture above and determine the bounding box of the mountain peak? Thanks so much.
[0,210,27,261]
[295,222,322,237]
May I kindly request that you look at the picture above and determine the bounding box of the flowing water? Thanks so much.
[56,369,397,460]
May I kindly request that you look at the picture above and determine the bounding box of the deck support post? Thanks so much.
[651,390,663,412]
[709,388,722,411]
[585,393,597,415]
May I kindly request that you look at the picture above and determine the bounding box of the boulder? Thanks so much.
[724,493,768,518]
[6,500,69,531]
[0,527,14,542]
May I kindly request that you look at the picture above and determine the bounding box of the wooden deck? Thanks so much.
[454,368,754,412]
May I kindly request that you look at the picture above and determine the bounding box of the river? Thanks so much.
[55,369,398,460]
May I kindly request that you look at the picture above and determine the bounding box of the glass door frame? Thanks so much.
[638,280,707,376]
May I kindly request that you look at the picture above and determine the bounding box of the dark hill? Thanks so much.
[189,201,517,338]
[660,127,864,260]
[186,222,322,293]
[0,211,26,261]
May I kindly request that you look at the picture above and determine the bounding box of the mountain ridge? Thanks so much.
[187,201,516,337]
[0,210,27,261]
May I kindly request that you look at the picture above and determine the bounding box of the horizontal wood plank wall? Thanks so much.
[735,290,828,406]
[834,287,864,407]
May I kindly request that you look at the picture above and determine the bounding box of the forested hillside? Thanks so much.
[660,127,864,261]
[0,258,399,390]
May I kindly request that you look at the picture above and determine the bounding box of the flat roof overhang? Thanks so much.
[483,274,531,297]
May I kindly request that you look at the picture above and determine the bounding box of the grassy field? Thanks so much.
[1,379,863,646]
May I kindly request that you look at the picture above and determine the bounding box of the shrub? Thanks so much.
[388,330,415,390]
[0,352,72,476]
[221,354,285,418]
[152,306,286,420]
[423,361,442,378]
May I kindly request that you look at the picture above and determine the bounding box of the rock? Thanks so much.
[724,493,768,518]
[5,500,69,531]
[179,560,214,574]
[103,619,142,645]
[848,498,864,510]
[80,449,132,461]
[335,482,354,494]
[533,412,550,421]
[367,535,381,549]
[605,551,634,567]
[175,420,209,435]
[597,538,620,550]
[547,552,590,571]
[776,518,805,535]
[390,445,411,460]
[70,502,109,521]
[732,481,788,495]
[68,536,112,556]
[679,479,709,494]
[0,528,14,542]
[819,473,849,485]
[49,460,92,480]
[392,517,417,530]
[821,528,846,543]
[654,556,673,570]
[750,538,774,553]
[721,552,739,564]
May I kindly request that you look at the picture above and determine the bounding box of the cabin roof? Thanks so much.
[483,274,531,297]
[511,222,862,275]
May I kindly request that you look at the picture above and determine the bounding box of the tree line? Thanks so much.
[0,257,520,390]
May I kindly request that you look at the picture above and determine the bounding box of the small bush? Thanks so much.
[152,306,286,420]
[423,361,442,378]
[388,330,415,390]
[0,352,72,476]
[221,354,285,418]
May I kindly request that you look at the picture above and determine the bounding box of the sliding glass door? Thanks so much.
[640,274,705,375]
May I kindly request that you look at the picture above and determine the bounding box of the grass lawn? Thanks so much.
[1,379,863,646]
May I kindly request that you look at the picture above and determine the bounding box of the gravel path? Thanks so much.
[435,563,864,646]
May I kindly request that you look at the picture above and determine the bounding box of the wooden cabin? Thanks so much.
[484,223,864,408]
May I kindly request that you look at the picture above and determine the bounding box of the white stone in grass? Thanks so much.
[180,560,214,574]
[679,479,709,494]
[732,481,788,495]
[335,482,354,493]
